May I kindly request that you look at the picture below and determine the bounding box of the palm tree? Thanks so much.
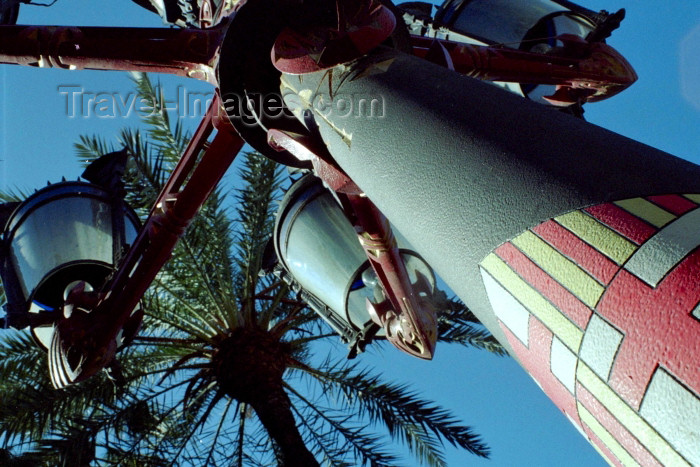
[0,73,504,466]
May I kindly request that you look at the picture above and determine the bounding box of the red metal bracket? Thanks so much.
[267,128,362,194]
[411,34,637,105]
[346,193,437,359]
[267,127,437,359]
[271,0,395,73]
[0,23,228,83]
[48,96,244,387]
[0,0,640,378]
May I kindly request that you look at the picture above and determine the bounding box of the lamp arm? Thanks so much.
[343,193,438,360]
[48,98,244,388]
[409,33,637,105]
[0,23,227,83]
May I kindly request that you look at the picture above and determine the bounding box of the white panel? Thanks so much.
[579,315,623,381]
[480,268,530,346]
[550,336,577,394]
[640,368,700,466]
[692,302,700,321]
[625,208,700,286]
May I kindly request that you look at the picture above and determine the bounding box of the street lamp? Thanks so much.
[434,0,605,46]
[269,174,435,357]
[416,0,626,106]
[0,180,140,350]
[0,2,694,465]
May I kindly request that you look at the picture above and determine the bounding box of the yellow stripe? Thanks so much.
[577,402,639,467]
[576,363,690,467]
[555,210,637,265]
[614,198,676,228]
[481,253,583,352]
[591,442,617,467]
[683,194,700,204]
[511,230,604,308]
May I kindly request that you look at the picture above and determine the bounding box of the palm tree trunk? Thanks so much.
[250,385,319,467]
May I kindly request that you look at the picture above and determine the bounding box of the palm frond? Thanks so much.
[129,72,186,166]
[288,385,400,467]
[74,134,116,165]
[308,360,490,461]
[0,332,115,447]
[231,152,282,324]
[22,417,98,466]
[0,187,31,203]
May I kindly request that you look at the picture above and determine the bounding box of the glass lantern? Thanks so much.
[434,0,603,103]
[272,174,435,355]
[438,0,597,48]
[0,180,140,350]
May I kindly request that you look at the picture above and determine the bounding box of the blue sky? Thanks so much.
[1,1,698,465]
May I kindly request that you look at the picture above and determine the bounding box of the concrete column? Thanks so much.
[281,47,700,466]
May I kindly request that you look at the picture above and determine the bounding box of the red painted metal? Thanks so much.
[6,4,696,464]
[199,0,215,28]
[410,34,637,104]
[488,196,700,465]
[0,23,227,83]
[531,221,619,285]
[10,2,696,465]
[0,0,641,372]
[212,0,242,27]
[346,193,437,359]
[271,2,395,73]
[585,203,657,244]
[598,252,700,410]
[267,128,362,194]
[495,242,594,330]
[267,127,436,358]
[576,383,662,467]
[0,9,635,102]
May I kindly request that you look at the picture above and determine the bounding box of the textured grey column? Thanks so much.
[280,47,700,353]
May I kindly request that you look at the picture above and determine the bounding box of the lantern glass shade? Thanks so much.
[444,0,596,104]
[446,0,595,48]
[1,181,139,348]
[278,179,370,326]
[275,175,435,340]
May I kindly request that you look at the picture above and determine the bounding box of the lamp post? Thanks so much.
[0,178,144,385]
[276,44,700,467]
[1,181,137,321]
[1,0,695,464]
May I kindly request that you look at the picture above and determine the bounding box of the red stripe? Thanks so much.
[577,382,663,467]
[646,194,697,216]
[500,319,581,425]
[585,203,657,245]
[597,251,700,409]
[580,423,625,467]
[495,242,592,329]
[533,220,619,285]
